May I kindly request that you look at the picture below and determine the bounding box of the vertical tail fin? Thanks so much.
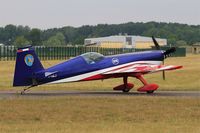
[13,46,44,86]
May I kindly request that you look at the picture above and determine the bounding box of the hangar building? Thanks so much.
[84,35,167,49]
[192,43,200,54]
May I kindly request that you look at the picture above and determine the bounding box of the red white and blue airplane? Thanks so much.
[13,37,182,94]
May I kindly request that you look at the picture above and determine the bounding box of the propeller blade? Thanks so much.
[162,60,166,80]
[152,36,165,80]
[162,71,166,80]
[152,36,160,50]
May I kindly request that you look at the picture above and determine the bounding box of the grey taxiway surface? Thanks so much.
[0,90,199,99]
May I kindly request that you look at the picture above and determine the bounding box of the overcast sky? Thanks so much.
[0,0,200,29]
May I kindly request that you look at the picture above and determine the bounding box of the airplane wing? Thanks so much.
[103,64,182,75]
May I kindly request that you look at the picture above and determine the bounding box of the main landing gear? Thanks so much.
[113,75,159,94]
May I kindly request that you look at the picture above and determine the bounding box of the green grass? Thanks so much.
[0,54,199,91]
[0,96,200,133]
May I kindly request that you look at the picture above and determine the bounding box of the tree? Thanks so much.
[17,25,31,37]
[44,32,65,46]
[1,22,200,46]
[28,28,42,46]
[13,36,31,47]
[2,24,17,45]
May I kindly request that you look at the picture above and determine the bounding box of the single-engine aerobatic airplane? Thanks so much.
[13,37,182,94]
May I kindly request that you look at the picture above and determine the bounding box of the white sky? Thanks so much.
[0,0,199,29]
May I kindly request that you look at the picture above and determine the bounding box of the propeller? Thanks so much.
[164,47,176,58]
[152,36,176,80]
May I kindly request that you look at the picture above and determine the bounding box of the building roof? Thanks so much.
[192,43,200,46]
[85,35,166,42]
[84,35,167,49]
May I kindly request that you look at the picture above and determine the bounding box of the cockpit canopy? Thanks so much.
[81,52,105,64]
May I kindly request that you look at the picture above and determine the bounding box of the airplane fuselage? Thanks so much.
[34,50,164,85]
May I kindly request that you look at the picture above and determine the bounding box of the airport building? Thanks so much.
[192,43,200,54]
[84,35,167,49]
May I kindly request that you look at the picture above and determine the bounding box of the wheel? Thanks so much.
[146,90,154,94]
[20,91,25,95]
[122,88,130,93]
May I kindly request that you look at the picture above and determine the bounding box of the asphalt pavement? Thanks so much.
[0,90,199,99]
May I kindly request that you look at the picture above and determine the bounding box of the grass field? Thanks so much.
[0,96,200,133]
[0,54,200,133]
[0,54,200,91]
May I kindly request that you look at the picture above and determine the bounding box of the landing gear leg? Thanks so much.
[113,77,134,92]
[122,76,130,93]
[135,74,148,86]
[135,74,158,94]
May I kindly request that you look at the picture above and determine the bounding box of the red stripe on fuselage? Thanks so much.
[105,63,156,73]
[82,74,106,81]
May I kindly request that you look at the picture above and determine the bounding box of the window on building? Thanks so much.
[126,37,132,45]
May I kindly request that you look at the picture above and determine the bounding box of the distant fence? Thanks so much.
[0,46,186,61]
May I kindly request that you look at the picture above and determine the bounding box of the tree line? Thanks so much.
[0,22,200,47]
